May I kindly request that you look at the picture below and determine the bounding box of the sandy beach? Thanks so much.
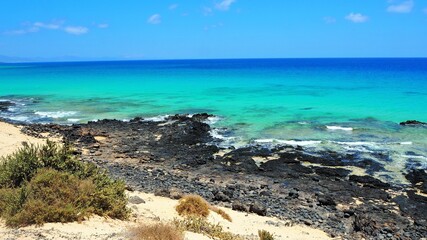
[0,121,332,240]
[0,122,47,159]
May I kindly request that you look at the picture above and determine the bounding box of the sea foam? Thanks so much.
[35,111,77,119]
[326,126,353,131]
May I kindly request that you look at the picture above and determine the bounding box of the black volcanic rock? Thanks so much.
[400,120,427,126]
[349,175,390,189]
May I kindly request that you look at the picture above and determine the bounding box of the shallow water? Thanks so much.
[1,58,426,183]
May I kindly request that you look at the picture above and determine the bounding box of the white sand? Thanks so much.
[0,121,332,240]
[0,122,47,159]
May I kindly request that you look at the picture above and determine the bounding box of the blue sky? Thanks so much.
[1,0,427,61]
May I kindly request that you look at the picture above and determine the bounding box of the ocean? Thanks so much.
[1,58,426,183]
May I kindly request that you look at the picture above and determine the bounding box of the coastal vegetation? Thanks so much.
[176,194,232,222]
[173,216,242,240]
[129,222,184,240]
[258,230,275,240]
[0,141,129,227]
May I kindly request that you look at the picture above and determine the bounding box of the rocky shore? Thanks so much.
[6,113,427,239]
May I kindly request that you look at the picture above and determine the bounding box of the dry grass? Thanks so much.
[258,229,275,240]
[175,195,210,218]
[173,217,243,240]
[210,206,232,222]
[175,194,232,222]
[129,222,184,240]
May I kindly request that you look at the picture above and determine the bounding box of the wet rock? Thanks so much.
[0,101,14,112]
[349,175,390,189]
[405,169,427,194]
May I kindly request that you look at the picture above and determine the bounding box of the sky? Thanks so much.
[1,0,427,61]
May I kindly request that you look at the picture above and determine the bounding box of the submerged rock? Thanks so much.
[0,101,14,112]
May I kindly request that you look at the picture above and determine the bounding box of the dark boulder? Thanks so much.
[249,203,267,216]
[400,120,427,126]
[318,195,336,206]
[232,201,249,212]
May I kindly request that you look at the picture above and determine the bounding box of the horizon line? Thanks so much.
[1,56,427,64]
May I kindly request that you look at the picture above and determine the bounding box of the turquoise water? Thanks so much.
[1,59,426,182]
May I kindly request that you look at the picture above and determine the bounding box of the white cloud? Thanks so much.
[33,21,62,29]
[4,20,90,36]
[345,13,369,23]
[97,23,109,28]
[215,0,236,11]
[169,4,178,10]
[64,26,89,35]
[323,16,336,24]
[387,0,414,13]
[147,14,161,24]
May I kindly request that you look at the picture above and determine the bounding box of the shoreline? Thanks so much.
[1,114,426,239]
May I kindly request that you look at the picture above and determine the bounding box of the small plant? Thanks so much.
[258,230,274,240]
[0,141,129,227]
[129,222,184,240]
[173,216,242,240]
[210,206,232,222]
[175,194,232,222]
[175,195,210,218]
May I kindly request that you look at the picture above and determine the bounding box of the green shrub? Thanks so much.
[0,141,129,227]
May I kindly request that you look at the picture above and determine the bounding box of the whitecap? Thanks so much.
[67,118,81,123]
[326,125,353,131]
[254,139,276,144]
[142,115,169,122]
[205,116,221,125]
[333,141,377,146]
[35,111,77,119]
[8,116,30,122]
[401,155,427,160]
[399,142,413,145]
[276,140,322,146]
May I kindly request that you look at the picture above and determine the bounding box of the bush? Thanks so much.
[175,194,232,222]
[0,141,129,227]
[258,230,274,240]
[175,195,210,218]
[129,222,184,240]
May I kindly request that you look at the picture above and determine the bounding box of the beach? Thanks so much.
[0,121,46,159]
